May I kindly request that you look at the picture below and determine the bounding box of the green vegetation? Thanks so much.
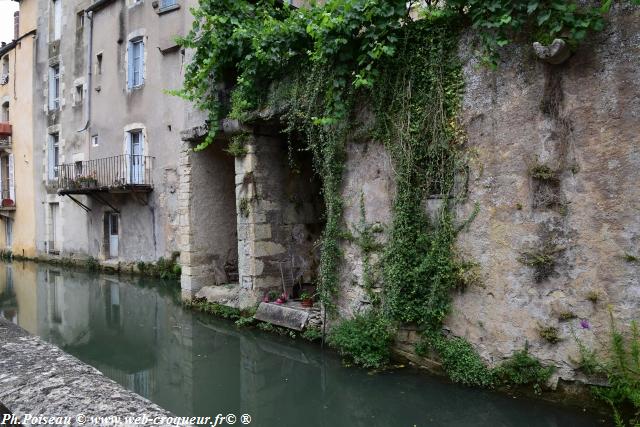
[539,325,561,344]
[225,137,249,157]
[175,0,616,387]
[574,314,640,426]
[183,297,243,320]
[137,253,181,281]
[327,310,395,368]
[624,253,639,263]
[494,346,554,393]
[441,0,611,66]
[595,318,640,427]
[519,244,560,282]
[587,291,600,304]
[559,311,577,321]
[238,198,251,218]
[530,163,559,182]
[86,256,100,272]
[301,327,323,342]
[428,334,495,387]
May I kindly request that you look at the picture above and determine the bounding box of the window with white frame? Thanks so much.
[48,133,59,179]
[1,102,8,122]
[52,0,61,41]
[160,0,177,8]
[127,38,144,89]
[49,65,60,110]
[1,56,7,74]
[91,134,99,147]
[126,129,144,184]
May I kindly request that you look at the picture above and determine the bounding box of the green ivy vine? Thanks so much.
[176,0,618,382]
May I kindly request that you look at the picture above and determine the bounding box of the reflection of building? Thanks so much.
[0,0,37,257]
[39,267,91,347]
[0,265,17,324]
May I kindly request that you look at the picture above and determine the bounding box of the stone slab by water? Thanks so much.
[254,302,308,331]
[0,318,180,427]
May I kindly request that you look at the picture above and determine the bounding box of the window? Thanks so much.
[52,0,61,41]
[0,56,8,85]
[126,129,144,184]
[48,65,60,111]
[48,133,59,179]
[127,38,144,89]
[91,134,99,147]
[75,84,83,105]
[96,53,103,75]
[160,0,177,8]
[76,11,84,30]
[74,160,83,177]
[1,102,8,122]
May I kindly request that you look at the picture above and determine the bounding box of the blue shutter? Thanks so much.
[127,42,133,89]
[140,40,145,86]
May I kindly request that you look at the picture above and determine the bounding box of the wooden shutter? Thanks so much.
[140,40,145,86]
[127,42,133,89]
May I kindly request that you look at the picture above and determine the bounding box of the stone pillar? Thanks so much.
[235,136,286,294]
[178,140,199,299]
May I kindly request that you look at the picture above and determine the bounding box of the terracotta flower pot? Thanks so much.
[301,299,313,308]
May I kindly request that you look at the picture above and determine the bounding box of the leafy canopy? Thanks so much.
[176,0,612,150]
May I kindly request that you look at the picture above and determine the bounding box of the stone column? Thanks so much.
[235,135,287,296]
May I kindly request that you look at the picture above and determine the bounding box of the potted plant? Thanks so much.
[275,292,287,305]
[300,292,313,308]
[263,290,279,303]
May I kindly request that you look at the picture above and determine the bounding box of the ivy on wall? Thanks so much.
[175,0,619,387]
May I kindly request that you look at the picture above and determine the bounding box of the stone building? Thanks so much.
[32,0,197,263]
[0,0,38,258]
[178,4,640,386]
[341,5,640,384]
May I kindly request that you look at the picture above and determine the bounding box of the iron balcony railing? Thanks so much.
[0,187,15,209]
[0,122,11,149]
[57,155,154,193]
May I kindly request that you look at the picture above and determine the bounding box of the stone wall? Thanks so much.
[236,131,323,299]
[179,136,237,299]
[336,5,640,384]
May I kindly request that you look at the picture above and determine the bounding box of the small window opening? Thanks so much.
[75,84,83,105]
[96,53,103,75]
[76,11,84,30]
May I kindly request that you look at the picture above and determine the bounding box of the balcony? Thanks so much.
[0,123,11,149]
[0,187,15,211]
[57,155,154,195]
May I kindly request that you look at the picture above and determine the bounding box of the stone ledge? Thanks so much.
[0,318,179,426]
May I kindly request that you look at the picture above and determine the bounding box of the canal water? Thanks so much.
[0,262,605,426]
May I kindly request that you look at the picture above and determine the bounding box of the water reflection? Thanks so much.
[0,262,604,427]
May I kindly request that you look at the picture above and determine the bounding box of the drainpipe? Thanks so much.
[78,11,93,133]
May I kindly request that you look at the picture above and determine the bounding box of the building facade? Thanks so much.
[32,0,197,263]
[0,0,38,258]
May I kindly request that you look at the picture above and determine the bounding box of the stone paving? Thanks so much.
[0,318,182,427]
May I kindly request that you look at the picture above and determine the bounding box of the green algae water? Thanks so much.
[0,262,605,426]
